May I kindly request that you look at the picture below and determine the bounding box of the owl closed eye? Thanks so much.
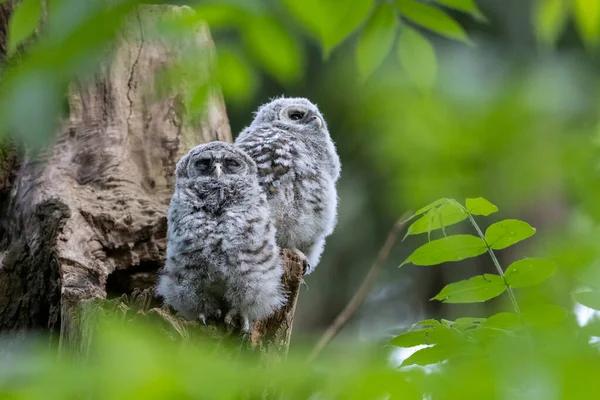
[177,142,257,180]
[223,157,243,173]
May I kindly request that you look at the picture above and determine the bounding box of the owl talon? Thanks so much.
[302,262,310,275]
[301,279,309,290]
[224,310,251,332]
[292,248,310,274]
[224,309,237,327]
[241,316,251,333]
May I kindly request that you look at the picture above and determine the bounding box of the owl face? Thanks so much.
[252,97,326,132]
[176,142,256,180]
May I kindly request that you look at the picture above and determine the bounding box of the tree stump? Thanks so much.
[0,4,303,358]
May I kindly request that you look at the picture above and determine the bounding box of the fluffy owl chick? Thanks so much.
[235,97,340,274]
[156,141,285,332]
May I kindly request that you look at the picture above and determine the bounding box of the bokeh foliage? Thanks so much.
[4,0,600,398]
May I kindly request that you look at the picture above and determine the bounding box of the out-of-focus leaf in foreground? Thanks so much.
[243,16,303,83]
[7,0,42,55]
[283,0,375,58]
[356,3,398,81]
[533,0,570,47]
[435,0,487,22]
[573,0,600,48]
[0,0,143,148]
[397,24,438,91]
[394,0,470,43]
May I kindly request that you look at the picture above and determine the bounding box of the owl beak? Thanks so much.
[214,163,223,179]
[312,115,323,128]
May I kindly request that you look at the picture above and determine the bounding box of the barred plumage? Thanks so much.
[235,97,341,274]
[156,141,285,331]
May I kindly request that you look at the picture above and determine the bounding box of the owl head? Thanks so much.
[251,97,327,133]
[175,141,257,181]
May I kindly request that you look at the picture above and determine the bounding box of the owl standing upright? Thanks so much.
[235,97,341,274]
[156,141,285,331]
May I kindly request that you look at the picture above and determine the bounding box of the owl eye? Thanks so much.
[194,158,211,170]
[224,158,242,169]
[288,110,305,121]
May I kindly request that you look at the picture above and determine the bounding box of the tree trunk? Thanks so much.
[0,0,13,60]
[0,4,302,357]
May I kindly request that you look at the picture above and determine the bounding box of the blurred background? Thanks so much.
[2,0,600,356]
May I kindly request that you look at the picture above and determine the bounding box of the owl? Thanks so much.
[235,97,341,274]
[156,141,285,332]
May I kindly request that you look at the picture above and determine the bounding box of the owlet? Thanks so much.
[156,141,285,331]
[235,97,341,274]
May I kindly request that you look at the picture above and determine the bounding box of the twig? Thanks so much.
[307,211,412,363]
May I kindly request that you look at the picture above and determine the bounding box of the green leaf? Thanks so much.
[453,317,486,330]
[485,219,536,250]
[434,0,487,22]
[401,234,487,266]
[356,3,398,80]
[8,0,42,55]
[393,325,464,349]
[521,304,568,326]
[432,274,506,303]
[573,0,600,48]
[216,48,257,103]
[397,25,438,91]
[574,291,600,311]
[405,202,466,237]
[505,258,557,288]
[414,319,443,328]
[394,0,470,43]
[283,0,375,57]
[192,4,248,28]
[404,198,451,222]
[400,345,458,366]
[465,197,498,216]
[484,312,521,330]
[390,329,433,348]
[243,17,303,83]
[533,0,570,47]
[400,198,451,227]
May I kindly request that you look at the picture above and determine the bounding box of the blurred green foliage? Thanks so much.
[2,197,600,398]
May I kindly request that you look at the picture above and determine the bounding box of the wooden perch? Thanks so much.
[0,5,303,358]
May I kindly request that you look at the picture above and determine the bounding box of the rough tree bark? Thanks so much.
[0,4,303,358]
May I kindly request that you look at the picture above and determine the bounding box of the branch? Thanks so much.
[307,211,412,363]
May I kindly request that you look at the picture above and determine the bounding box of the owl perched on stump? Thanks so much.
[157,142,285,332]
[235,97,341,274]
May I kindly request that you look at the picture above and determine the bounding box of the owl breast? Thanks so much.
[237,128,334,248]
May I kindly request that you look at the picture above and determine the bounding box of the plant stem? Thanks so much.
[307,211,413,363]
[465,212,521,314]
